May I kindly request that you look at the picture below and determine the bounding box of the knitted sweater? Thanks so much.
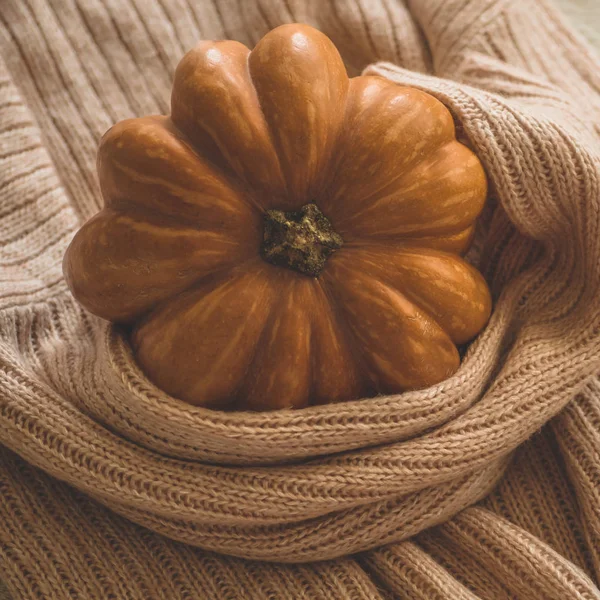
[1,0,600,598]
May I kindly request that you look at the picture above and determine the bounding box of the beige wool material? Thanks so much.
[1,0,600,598]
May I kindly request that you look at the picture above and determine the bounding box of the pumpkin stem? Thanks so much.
[260,203,343,277]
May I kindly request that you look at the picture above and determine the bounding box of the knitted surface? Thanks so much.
[1,0,600,598]
[555,0,600,50]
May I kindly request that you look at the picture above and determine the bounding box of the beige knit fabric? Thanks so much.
[1,0,600,598]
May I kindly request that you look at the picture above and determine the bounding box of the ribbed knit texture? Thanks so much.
[1,0,600,598]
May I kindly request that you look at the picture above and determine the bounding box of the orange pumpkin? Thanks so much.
[63,24,491,411]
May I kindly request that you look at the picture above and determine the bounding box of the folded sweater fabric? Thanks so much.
[1,1,600,598]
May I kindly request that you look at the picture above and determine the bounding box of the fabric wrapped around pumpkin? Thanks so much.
[1,0,600,598]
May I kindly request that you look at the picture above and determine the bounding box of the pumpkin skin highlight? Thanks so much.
[63,23,491,411]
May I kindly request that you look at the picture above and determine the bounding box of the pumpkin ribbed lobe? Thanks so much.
[260,203,343,277]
